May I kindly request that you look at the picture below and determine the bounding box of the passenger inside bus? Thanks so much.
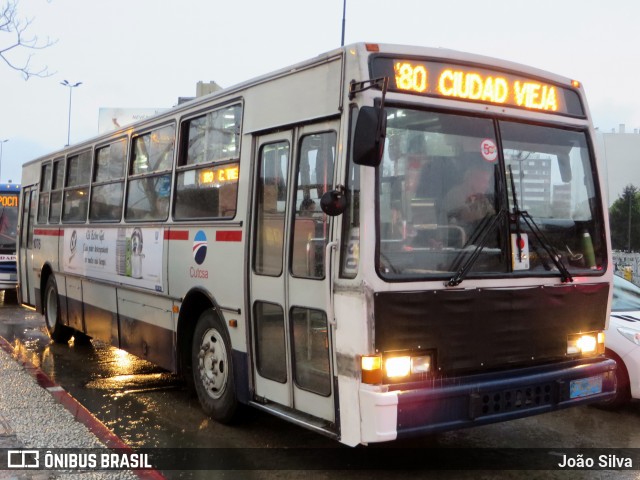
[443,155,496,237]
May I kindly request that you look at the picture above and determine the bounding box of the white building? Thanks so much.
[596,124,640,206]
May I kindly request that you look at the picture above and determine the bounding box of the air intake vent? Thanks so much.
[470,384,554,419]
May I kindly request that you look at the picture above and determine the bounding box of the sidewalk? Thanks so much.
[0,336,156,480]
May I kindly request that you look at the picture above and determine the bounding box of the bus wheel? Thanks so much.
[44,276,72,343]
[192,309,238,423]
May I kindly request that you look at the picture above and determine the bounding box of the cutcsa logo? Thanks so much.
[192,231,207,265]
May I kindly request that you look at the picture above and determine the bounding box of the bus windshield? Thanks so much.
[0,197,19,249]
[378,107,605,280]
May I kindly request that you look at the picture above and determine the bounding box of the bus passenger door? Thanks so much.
[250,124,338,424]
[18,187,36,306]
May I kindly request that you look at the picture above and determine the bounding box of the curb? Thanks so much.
[0,335,166,480]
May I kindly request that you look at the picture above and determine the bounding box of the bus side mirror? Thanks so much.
[320,188,347,216]
[353,106,386,167]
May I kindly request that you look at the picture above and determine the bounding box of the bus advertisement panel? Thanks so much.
[62,227,164,292]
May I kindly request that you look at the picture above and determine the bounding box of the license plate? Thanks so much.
[570,375,603,399]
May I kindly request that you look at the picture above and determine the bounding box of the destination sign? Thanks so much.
[371,57,584,116]
[0,194,18,208]
[199,164,239,186]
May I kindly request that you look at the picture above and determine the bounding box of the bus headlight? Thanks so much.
[567,331,605,356]
[411,355,431,374]
[385,356,411,378]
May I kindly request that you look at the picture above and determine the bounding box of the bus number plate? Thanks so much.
[569,375,603,399]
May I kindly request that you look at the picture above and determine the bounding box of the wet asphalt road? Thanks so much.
[1,291,640,479]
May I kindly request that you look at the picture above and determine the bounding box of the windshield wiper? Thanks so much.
[516,209,573,283]
[508,165,573,283]
[447,209,506,287]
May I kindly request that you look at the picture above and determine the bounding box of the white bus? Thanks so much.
[18,43,615,446]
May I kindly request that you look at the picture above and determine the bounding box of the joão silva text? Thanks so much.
[558,454,633,469]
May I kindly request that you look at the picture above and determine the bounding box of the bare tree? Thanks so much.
[1,0,55,79]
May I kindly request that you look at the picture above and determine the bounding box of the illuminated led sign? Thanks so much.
[371,57,584,116]
[199,165,239,185]
[0,194,18,208]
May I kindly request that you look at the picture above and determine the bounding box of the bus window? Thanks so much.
[90,183,124,222]
[254,301,288,383]
[90,140,126,222]
[184,104,241,165]
[174,104,241,220]
[126,126,175,222]
[94,139,126,182]
[340,106,361,279]
[254,141,289,276]
[291,307,331,395]
[131,125,175,174]
[291,132,336,278]
[37,162,52,224]
[48,158,64,224]
[174,164,239,219]
[62,150,91,223]
[126,175,171,221]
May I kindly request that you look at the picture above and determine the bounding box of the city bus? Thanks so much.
[0,183,20,291]
[17,43,616,446]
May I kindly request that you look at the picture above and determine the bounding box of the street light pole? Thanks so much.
[60,80,82,146]
[0,139,8,183]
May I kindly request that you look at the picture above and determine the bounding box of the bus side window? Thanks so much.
[125,126,175,222]
[174,104,241,220]
[291,132,336,278]
[62,150,91,223]
[90,140,126,222]
[48,158,64,223]
[37,162,52,224]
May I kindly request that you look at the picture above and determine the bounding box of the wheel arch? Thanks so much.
[39,263,55,315]
[176,287,225,385]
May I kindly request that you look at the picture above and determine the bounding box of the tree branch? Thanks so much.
[0,0,56,79]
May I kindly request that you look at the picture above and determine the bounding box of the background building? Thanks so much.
[596,124,640,206]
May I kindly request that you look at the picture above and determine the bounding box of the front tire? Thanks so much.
[44,275,72,343]
[192,309,238,423]
[595,351,631,410]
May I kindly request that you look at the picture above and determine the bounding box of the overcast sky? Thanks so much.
[0,0,636,184]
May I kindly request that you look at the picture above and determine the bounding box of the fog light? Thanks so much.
[361,354,382,384]
[385,356,411,378]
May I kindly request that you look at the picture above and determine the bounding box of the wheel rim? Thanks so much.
[45,285,58,331]
[197,327,229,400]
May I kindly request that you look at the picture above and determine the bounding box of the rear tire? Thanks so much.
[192,309,238,423]
[43,275,72,344]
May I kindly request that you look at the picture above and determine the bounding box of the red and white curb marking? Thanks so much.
[0,335,166,480]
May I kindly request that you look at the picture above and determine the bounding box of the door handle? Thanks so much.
[325,241,338,327]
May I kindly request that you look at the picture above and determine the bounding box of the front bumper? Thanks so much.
[359,357,616,443]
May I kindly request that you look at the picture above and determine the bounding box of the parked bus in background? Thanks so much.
[0,183,20,292]
[17,43,615,446]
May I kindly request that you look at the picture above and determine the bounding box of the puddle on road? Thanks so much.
[85,372,178,395]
